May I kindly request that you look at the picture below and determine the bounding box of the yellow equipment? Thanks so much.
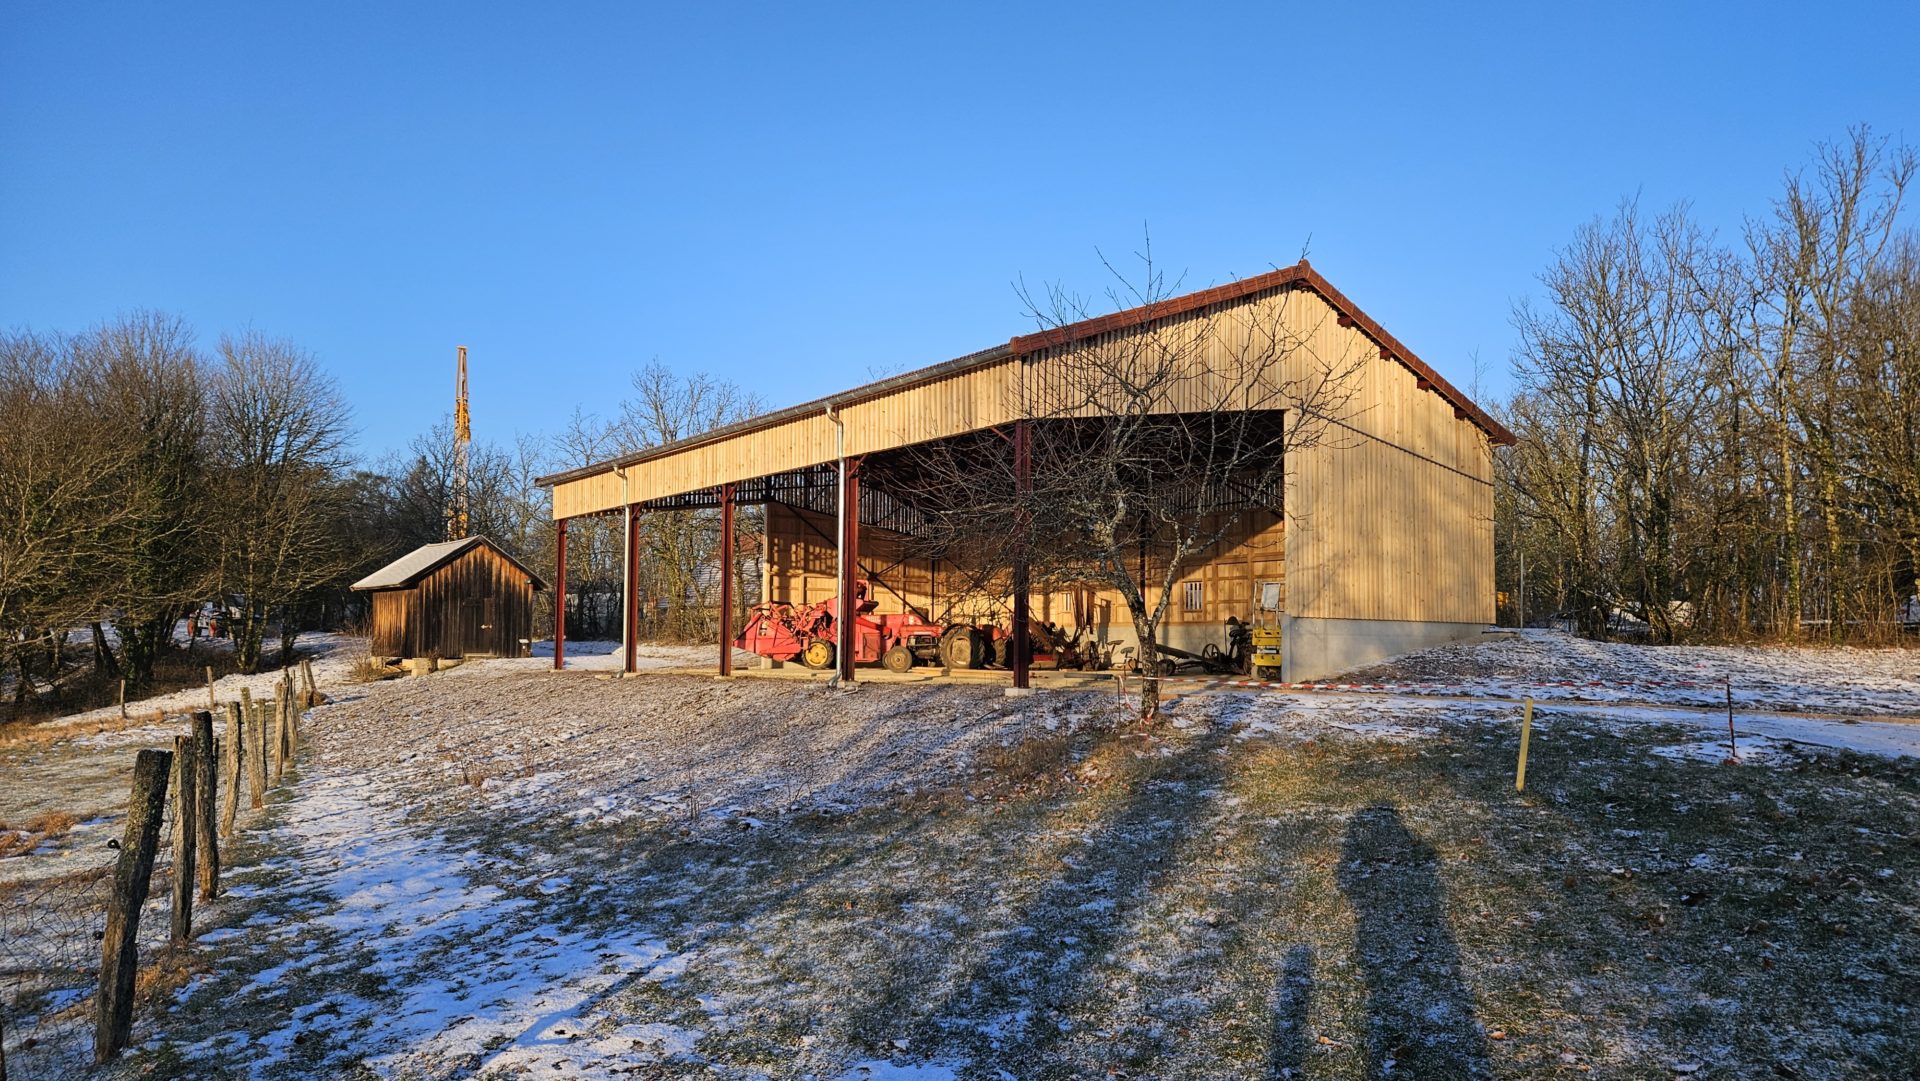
[448,345,470,541]
[1250,625,1283,679]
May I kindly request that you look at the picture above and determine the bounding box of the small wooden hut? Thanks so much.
[352,536,545,661]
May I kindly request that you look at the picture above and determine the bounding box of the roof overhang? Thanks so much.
[352,535,548,592]
[535,259,1514,492]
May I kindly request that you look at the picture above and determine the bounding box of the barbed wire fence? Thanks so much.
[2,663,317,1080]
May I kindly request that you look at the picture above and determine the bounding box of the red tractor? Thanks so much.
[736,580,950,673]
[936,619,1088,671]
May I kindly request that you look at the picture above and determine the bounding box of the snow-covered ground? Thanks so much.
[6,630,1920,1078]
[521,637,762,672]
[4,630,367,750]
[1339,628,1920,716]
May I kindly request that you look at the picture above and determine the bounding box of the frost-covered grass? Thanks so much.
[107,673,1920,1080]
[1345,628,1920,717]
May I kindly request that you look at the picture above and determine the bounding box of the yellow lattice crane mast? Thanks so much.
[449,345,471,540]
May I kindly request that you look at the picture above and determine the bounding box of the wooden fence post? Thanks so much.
[1516,697,1534,793]
[193,711,219,900]
[300,658,317,707]
[205,665,216,709]
[286,686,301,759]
[95,748,171,1064]
[271,691,286,784]
[117,678,127,719]
[245,693,267,810]
[170,735,197,945]
[221,702,243,837]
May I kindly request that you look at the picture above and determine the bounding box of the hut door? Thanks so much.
[457,597,497,657]
[478,598,496,655]
[457,598,481,658]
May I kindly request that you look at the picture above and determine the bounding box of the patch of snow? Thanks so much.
[206,768,683,1078]
[1654,735,1795,766]
[1343,628,1920,717]
[834,1061,962,1081]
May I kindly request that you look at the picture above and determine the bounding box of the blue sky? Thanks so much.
[4,1,1914,464]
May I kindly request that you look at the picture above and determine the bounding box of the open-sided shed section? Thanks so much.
[536,260,1514,683]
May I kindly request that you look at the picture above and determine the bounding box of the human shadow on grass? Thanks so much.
[888,725,1234,1076]
[1266,943,1315,1078]
[1336,804,1489,1080]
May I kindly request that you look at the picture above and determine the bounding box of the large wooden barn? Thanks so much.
[537,260,1513,683]
[352,536,545,661]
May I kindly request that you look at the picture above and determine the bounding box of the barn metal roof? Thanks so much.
[350,536,546,592]
[534,260,1513,491]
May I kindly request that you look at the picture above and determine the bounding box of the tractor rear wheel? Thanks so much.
[881,645,913,673]
[940,628,978,669]
[801,639,836,670]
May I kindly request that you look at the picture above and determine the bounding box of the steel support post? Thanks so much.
[838,460,861,682]
[553,518,568,670]
[1012,419,1031,689]
[719,483,735,676]
[624,503,641,674]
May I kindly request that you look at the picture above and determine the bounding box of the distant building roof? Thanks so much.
[350,536,546,592]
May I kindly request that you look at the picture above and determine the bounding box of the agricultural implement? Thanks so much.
[935,619,1095,672]
[735,580,949,672]
[1143,617,1255,676]
[736,582,1111,673]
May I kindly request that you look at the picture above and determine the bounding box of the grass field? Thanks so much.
[83,665,1920,1081]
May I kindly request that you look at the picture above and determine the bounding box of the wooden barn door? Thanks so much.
[477,597,496,656]
[457,597,483,658]
[455,596,498,657]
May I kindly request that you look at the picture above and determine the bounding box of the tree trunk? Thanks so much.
[90,621,120,679]
[1129,604,1161,723]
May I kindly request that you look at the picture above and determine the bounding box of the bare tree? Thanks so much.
[619,362,763,638]
[1749,127,1915,636]
[0,331,141,707]
[1501,127,1920,643]
[535,365,763,641]
[893,244,1363,719]
[1508,202,1736,642]
[378,418,534,553]
[1848,233,1920,610]
[77,312,215,686]
[207,331,354,671]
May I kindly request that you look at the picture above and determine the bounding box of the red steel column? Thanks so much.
[1012,420,1031,689]
[624,503,641,674]
[838,461,861,682]
[553,518,568,671]
[718,483,735,676]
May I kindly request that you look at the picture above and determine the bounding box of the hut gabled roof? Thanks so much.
[350,536,546,592]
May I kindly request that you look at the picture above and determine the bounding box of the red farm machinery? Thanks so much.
[736,580,949,673]
[735,579,1100,673]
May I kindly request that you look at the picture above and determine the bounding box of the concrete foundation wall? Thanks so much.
[1280,616,1486,683]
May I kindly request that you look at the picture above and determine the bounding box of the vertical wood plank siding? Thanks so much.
[365,545,539,659]
[554,286,1494,626]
